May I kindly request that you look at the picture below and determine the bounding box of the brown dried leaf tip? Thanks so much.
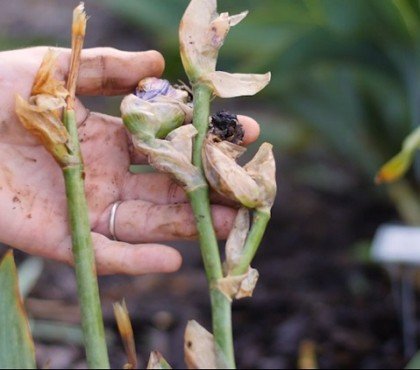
[180,0,270,97]
[15,50,77,167]
[114,300,137,369]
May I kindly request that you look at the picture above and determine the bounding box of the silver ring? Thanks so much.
[109,201,122,241]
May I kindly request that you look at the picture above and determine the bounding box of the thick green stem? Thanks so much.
[63,110,110,369]
[190,83,236,368]
[231,210,271,276]
[387,179,420,226]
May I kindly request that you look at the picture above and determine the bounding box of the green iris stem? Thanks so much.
[231,209,271,276]
[63,110,110,369]
[189,83,235,369]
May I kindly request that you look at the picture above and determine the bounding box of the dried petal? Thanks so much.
[113,301,137,369]
[132,125,205,192]
[204,71,271,98]
[179,0,247,81]
[184,321,217,369]
[244,143,277,211]
[15,95,72,165]
[32,50,68,98]
[203,136,261,208]
[203,137,276,210]
[72,3,87,37]
[217,268,259,301]
[225,207,250,273]
[376,126,420,184]
[147,351,172,370]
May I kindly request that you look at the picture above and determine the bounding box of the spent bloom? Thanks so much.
[121,77,193,140]
[203,135,276,212]
[15,50,77,167]
[179,0,270,98]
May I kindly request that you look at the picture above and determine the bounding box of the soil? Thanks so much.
[2,165,407,369]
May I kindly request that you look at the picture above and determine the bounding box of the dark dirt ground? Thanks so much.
[0,1,412,369]
[3,162,407,369]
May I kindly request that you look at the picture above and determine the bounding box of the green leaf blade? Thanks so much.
[0,251,36,369]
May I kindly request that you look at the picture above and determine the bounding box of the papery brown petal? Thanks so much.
[132,126,205,192]
[217,268,259,301]
[225,207,250,273]
[203,138,261,208]
[31,50,68,98]
[165,124,198,161]
[15,95,71,165]
[184,320,217,369]
[179,0,218,80]
[244,142,276,210]
[204,71,271,98]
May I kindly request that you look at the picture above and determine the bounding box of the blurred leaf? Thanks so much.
[407,350,420,369]
[0,251,36,369]
[18,257,44,299]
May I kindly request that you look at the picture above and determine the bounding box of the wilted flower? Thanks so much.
[131,124,205,192]
[179,0,271,98]
[376,126,420,184]
[203,135,276,211]
[121,77,193,139]
[15,50,77,167]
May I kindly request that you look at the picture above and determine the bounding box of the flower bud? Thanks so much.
[376,126,420,184]
[202,135,276,210]
[121,78,192,140]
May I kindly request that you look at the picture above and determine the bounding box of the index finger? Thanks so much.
[57,47,165,96]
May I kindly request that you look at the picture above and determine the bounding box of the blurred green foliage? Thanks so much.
[101,0,420,183]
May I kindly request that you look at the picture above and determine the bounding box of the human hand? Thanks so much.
[0,47,260,275]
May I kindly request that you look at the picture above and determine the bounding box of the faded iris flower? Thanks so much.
[203,135,276,212]
[15,50,77,167]
[179,0,271,98]
[121,77,193,140]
